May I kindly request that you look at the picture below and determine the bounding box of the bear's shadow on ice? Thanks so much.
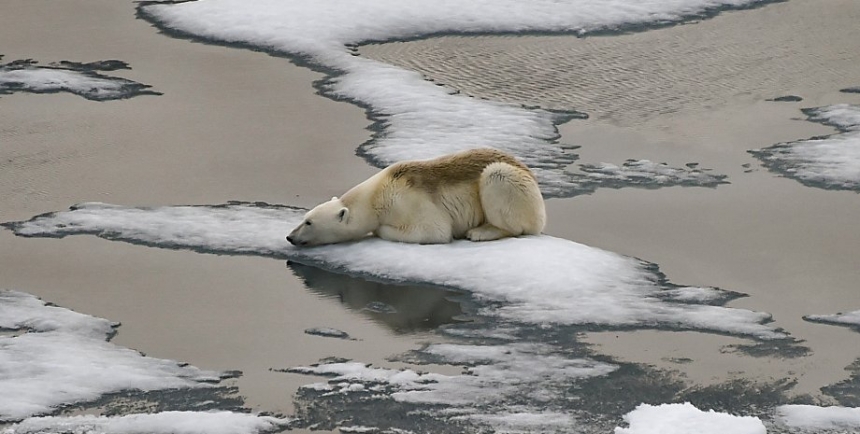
[287,261,470,333]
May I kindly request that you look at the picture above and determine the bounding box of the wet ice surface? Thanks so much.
[0,290,284,433]
[0,56,160,101]
[750,104,860,191]
[135,0,754,197]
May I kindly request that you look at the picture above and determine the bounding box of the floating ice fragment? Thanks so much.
[0,290,224,422]
[0,290,116,339]
[2,411,291,434]
[775,405,860,431]
[750,104,860,191]
[0,57,159,101]
[804,310,860,332]
[614,402,766,434]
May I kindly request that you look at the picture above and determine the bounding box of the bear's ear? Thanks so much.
[331,196,338,201]
[337,207,349,223]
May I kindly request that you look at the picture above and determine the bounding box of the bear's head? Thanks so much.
[287,197,366,247]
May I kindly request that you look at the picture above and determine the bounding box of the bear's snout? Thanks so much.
[286,234,308,247]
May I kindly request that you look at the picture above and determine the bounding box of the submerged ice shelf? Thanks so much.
[0,56,159,101]
[135,0,755,197]
[750,104,860,192]
[4,202,784,340]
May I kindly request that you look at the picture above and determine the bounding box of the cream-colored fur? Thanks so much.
[287,149,546,246]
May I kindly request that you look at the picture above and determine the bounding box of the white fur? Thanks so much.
[287,149,546,246]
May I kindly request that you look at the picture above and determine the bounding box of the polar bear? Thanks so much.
[286,148,545,246]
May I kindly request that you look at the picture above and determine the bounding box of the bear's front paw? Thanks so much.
[467,224,509,242]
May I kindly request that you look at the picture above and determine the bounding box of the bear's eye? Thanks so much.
[305,221,312,226]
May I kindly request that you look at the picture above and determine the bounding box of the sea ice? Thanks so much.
[805,310,860,331]
[775,404,860,431]
[750,104,860,191]
[0,57,159,101]
[614,403,766,434]
[4,202,785,340]
[289,342,616,432]
[0,289,116,339]
[2,411,291,434]
[138,0,757,196]
[0,290,222,422]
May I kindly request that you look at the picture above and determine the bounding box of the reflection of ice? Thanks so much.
[0,57,159,101]
[750,104,860,191]
[615,403,766,434]
[5,203,784,339]
[137,0,752,196]
[3,411,290,434]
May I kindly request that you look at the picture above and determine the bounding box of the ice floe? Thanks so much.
[0,290,223,422]
[288,342,616,432]
[2,411,291,434]
[137,0,756,196]
[805,309,860,331]
[4,202,784,339]
[775,405,860,432]
[750,104,860,191]
[0,57,159,101]
[614,403,766,434]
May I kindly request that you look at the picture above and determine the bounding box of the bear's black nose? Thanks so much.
[286,235,296,245]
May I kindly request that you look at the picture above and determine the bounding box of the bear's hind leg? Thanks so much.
[476,161,546,240]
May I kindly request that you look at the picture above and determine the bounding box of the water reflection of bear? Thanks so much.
[287,261,468,333]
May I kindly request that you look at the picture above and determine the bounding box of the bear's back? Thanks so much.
[388,148,532,193]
